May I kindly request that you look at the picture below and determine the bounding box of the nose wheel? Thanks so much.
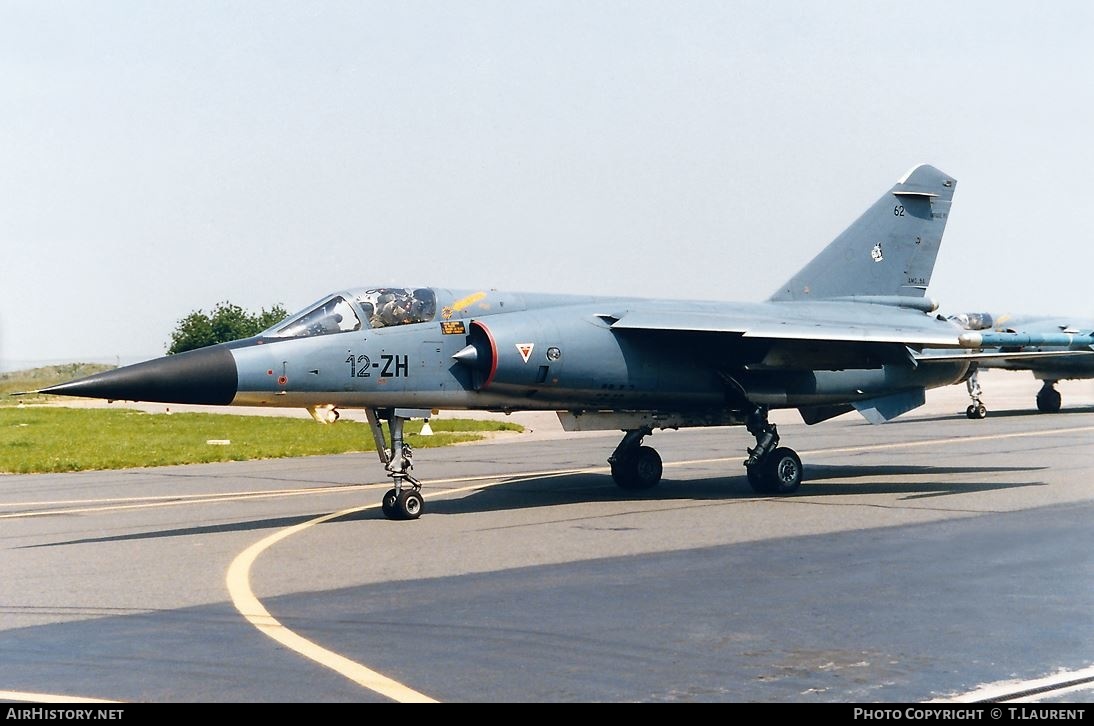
[382,487,424,520]
[966,403,987,419]
[963,368,988,419]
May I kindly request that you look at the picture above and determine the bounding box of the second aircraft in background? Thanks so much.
[942,312,1094,418]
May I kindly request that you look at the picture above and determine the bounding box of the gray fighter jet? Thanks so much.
[36,164,1058,520]
[943,312,1094,417]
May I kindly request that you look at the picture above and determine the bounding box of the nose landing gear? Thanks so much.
[367,409,426,520]
[964,369,988,419]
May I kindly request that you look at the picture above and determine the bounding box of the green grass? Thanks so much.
[0,407,523,474]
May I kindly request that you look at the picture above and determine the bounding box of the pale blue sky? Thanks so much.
[2,1,1092,369]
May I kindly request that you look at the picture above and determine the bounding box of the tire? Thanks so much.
[762,447,802,494]
[381,488,400,520]
[1036,388,1062,413]
[746,464,772,494]
[397,489,424,520]
[632,446,662,489]
[611,446,662,490]
[610,456,636,489]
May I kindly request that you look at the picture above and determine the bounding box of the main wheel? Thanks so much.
[746,464,769,493]
[396,489,424,520]
[761,447,802,494]
[633,446,663,488]
[381,488,399,520]
[1036,387,1062,413]
[611,446,663,490]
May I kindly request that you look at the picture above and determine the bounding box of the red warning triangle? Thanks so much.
[516,343,534,363]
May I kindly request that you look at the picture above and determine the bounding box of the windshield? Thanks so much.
[354,287,437,328]
[269,296,361,338]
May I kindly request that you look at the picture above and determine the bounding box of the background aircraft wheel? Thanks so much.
[397,489,424,520]
[611,446,662,490]
[966,404,987,419]
[1036,388,1062,413]
[762,447,802,494]
[381,488,400,520]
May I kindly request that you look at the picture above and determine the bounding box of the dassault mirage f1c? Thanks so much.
[38,164,1011,520]
[939,312,1094,418]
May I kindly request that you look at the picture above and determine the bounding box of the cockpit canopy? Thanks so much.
[263,287,438,339]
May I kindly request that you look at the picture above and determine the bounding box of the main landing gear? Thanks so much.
[606,406,803,496]
[744,406,802,494]
[366,409,425,520]
[608,425,663,490]
[1036,380,1062,413]
[964,368,988,419]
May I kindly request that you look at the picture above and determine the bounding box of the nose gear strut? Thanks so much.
[366,408,425,520]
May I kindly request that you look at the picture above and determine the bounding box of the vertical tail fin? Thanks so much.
[769,164,956,302]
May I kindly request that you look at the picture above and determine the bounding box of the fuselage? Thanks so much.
[42,285,973,419]
[224,287,971,414]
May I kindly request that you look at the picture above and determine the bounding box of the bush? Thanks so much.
[168,302,288,354]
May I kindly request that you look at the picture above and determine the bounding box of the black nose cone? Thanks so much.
[40,345,238,405]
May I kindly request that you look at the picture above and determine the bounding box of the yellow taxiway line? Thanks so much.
[225,473,558,704]
[222,424,1094,702]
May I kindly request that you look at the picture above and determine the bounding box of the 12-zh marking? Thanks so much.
[346,353,409,378]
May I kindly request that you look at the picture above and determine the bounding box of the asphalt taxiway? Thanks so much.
[2,372,1092,702]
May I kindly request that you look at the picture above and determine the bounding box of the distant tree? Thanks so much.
[167,302,288,354]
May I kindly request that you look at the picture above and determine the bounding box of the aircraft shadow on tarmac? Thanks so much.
[27,463,1049,547]
[787,463,1050,499]
[335,461,1050,519]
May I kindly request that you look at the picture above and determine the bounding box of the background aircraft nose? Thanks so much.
[39,345,239,405]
